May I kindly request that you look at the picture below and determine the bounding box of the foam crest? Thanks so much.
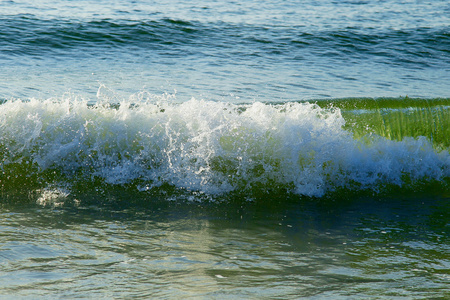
[1,97,449,197]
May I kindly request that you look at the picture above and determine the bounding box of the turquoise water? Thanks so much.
[1,0,450,298]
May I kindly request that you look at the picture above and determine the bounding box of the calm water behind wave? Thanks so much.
[1,0,449,101]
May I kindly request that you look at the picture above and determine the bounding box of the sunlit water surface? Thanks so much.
[1,192,449,298]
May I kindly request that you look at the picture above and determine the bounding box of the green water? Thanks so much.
[314,97,450,150]
[1,191,449,299]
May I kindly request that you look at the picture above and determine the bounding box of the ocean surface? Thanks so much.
[1,0,449,298]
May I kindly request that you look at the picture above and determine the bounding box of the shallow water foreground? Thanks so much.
[0,191,448,299]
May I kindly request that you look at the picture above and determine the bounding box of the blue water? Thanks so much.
[1,0,450,298]
[1,0,449,101]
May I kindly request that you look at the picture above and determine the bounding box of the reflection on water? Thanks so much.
[0,192,449,298]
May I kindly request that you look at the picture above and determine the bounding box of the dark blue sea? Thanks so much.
[1,0,449,298]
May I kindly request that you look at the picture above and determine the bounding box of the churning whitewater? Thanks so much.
[1,96,449,198]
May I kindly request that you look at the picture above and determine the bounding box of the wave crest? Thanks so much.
[1,97,449,198]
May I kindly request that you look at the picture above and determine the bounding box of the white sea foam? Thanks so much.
[1,96,449,197]
[35,187,71,207]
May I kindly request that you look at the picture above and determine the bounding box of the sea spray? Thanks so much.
[1,97,449,199]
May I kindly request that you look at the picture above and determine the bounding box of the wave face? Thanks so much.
[1,97,449,201]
